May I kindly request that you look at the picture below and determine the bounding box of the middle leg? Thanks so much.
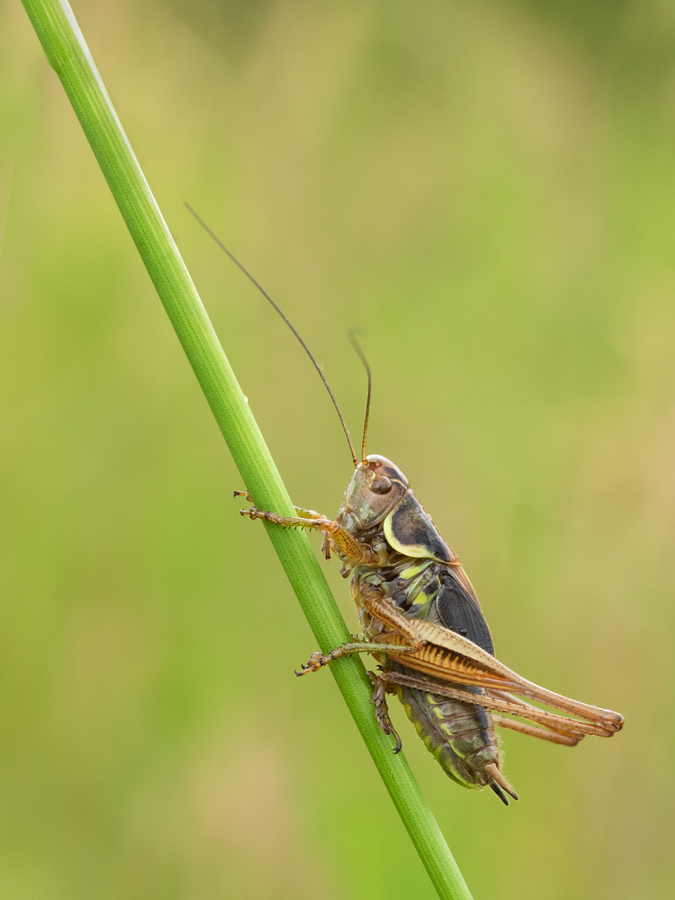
[295,638,417,675]
[367,671,402,753]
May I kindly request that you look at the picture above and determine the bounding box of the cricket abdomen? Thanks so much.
[388,660,500,791]
[354,559,514,800]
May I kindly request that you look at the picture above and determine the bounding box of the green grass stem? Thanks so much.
[20,2,473,897]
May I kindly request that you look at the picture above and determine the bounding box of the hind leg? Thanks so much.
[367,671,403,753]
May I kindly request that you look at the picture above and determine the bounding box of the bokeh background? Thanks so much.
[2,1,675,898]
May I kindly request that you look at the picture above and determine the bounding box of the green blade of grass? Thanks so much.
[20,2,474,897]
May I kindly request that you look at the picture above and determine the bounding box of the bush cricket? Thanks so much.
[188,205,624,804]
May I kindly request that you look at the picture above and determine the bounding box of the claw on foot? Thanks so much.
[295,644,352,676]
[295,651,331,676]
[240,506,265,519]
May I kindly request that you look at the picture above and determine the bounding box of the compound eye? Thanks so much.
[370,475,392,495]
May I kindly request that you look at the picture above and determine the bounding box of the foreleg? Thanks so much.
[239,502,380,564]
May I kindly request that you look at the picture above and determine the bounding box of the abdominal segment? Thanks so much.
[388,660,500,790]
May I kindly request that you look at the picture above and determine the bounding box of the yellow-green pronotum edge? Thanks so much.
[20,2,474,897]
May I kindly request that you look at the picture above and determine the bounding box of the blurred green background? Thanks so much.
[2,1,675,898]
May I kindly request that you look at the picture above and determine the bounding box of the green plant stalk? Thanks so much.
[21,2,474,897]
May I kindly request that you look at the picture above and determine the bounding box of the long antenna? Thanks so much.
[185,203,358,467]
[348,330,371,466]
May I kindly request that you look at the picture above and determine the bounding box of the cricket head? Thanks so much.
[337,455,408,533]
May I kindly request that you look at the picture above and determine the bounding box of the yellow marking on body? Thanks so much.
[400,562,430,580]
[409,598,429,611]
